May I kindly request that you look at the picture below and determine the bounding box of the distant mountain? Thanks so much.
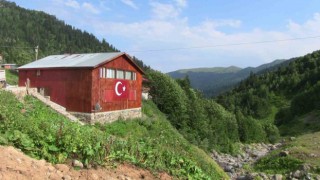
[174,66,242,74]
[168,59,288,97]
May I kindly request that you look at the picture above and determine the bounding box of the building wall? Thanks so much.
[91,55,143,112]
[18,54,143,114]
[19,68,93,112]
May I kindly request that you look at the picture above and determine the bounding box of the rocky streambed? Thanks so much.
[212,142,320,180]
[212,143,283,179]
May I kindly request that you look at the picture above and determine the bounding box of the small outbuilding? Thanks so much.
[18,52,144,123]
[1,64,17,69]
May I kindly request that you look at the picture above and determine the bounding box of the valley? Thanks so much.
[1,0,320,179]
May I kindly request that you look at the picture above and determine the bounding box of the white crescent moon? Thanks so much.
[115,81,122,96]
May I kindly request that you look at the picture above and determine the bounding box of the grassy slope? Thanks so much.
[279,110,320,136]
[254,130,320,176]
[5,69,18,85]
[254,110,320,175]
[0,90,227,179]
[288,131,320,167]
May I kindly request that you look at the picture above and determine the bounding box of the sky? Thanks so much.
[11,0,320,72]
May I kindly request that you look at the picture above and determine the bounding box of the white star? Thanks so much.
[123,86,126,92]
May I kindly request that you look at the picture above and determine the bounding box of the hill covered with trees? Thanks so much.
[216,50,320,136]
[0,0,149,70]
[168,59,287,97]
[147,69,280,154]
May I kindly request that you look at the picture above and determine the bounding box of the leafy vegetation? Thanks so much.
[254,154,303,174]
[147,70,240,154]
[5,69,18,85]
[0,90,227,179]
[254,131,320,175]
[217,50,320,136]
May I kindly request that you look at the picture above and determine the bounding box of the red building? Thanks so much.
[18,52,144,123]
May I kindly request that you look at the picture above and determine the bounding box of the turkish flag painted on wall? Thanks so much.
[113,80,129,99]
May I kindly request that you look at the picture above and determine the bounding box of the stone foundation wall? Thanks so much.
[70,108,142,124]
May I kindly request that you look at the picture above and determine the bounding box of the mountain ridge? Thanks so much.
[168,59,287,97]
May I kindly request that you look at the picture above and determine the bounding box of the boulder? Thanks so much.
[72,159,84,168]
[273,174,283,180]
[292,170,302,179]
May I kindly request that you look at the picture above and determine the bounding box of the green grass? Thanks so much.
[5,69,18,85]
[253,131,320,175]
[0,90,227,179]
[279,110,320,136]
[287,131,320,167]
[254,154,303,174]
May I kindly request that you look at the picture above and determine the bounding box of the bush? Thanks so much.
[254,155,303,174]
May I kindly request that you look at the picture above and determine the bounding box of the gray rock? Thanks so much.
[236,175,250,180]
[306,173,312,180]
[273,174,283,180]
[224,165,234,172]
[72,159,84,168]
[259,173,268,179]
[300,164,311,172]
[293,170,302,178]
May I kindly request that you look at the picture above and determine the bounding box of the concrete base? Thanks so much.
[70,108,142,124]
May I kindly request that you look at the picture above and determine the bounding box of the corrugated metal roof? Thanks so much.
[18,52,124,69]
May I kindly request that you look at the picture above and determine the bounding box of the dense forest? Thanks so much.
[217,50,320,136]
[0,0,149,70]
[146,69,280,154]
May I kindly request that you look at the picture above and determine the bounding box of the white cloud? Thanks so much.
[82,2,100,14]
[175,0,187,8]
[44,0,320,72]
[50,0,100,14]
[121,0,138,9]
[64,0,80,9]
[93,10,320,72]
[287,13,320,36]
[150,2,180,20]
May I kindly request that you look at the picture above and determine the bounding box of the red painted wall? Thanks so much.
[92,55,143,112]
[19,68,92,112]
[18,55,143,113]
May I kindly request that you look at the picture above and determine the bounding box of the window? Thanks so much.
[132,72,136,80]
[99,68,103,78]
[36,70,41,76]
[116,70,124,79]
[107,69,115,78]
[125,71,132,80]
[103,68,107,78]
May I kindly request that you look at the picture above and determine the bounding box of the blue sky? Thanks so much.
[11,0,320,72]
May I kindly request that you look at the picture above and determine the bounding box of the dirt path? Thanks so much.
[0,146,171,180]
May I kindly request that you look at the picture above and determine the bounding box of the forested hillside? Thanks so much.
[217,50,320,136]
[168,59,287,97]
[0,0,149,70]
[147,69,280,154]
